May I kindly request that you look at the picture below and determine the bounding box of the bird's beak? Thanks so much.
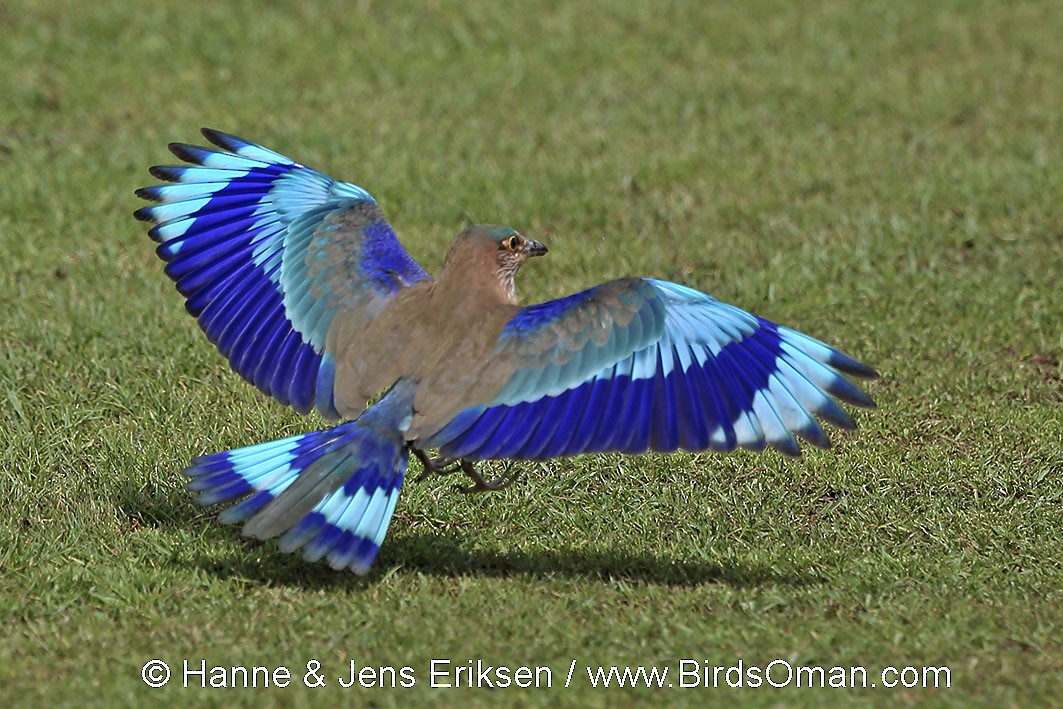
[523,239,548,257]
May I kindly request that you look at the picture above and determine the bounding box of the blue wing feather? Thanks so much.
[562,376,614,455]
[136,129,431,418]
[423,278,876,460]
[618,372,654,454]
[472,404,534,459]
[531,382,593,459]
[516,395,572,458]
[650,348,680,452]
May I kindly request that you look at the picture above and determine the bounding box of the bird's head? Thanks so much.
[444,224,548,303]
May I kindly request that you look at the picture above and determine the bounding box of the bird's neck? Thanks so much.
[435,248,519,306]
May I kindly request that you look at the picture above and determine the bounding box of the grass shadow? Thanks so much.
[123,484,825,590]
[184,530,825,590]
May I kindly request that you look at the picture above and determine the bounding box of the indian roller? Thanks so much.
[134,129,878,574]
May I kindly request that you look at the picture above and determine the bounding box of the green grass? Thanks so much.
[1,0,1060,706]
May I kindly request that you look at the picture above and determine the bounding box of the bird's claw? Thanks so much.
[412,448,520,493]
[412,448,464,482]
[455,461,521,494]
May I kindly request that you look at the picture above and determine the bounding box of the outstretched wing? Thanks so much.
[417,278,877,459]
[135,129,431,418]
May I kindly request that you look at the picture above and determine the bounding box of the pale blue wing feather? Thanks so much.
[135,128,430,417]
[420,278,876,459]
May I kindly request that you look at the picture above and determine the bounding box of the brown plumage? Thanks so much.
[328,225,548,425]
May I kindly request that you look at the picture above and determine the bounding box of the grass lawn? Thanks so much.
[1,1,1059,706]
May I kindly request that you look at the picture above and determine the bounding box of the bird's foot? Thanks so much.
[411,448,463,482]
[411,449,520,493]
[455,460,521,494]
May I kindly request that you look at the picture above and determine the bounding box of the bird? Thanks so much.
[134,128,878,575]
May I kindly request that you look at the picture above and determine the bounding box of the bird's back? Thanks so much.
[327,275,522,423]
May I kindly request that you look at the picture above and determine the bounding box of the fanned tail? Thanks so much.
[184,418,408,574]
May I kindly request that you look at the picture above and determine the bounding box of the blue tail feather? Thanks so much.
[183,409,410,574]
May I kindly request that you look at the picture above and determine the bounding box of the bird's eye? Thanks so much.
[503,235,522,251]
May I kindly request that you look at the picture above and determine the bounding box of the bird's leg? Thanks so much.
[455,460,522,494]
[411,448,521,493]
[411,448,463,482]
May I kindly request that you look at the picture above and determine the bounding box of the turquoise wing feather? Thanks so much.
[419,278,876,459]
[135,129,430,417]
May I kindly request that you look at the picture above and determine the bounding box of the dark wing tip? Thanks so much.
[168,142,206,165]
[830,349,880,379]
[773,434,803,458]
[148,165,181,182]
[795,420,832,450]
[835,381,877,409]
[134,186,161,203]
[132,204,156,222]
[816,398,858,430]
[201,127,244,152]
[166,141,190,160]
